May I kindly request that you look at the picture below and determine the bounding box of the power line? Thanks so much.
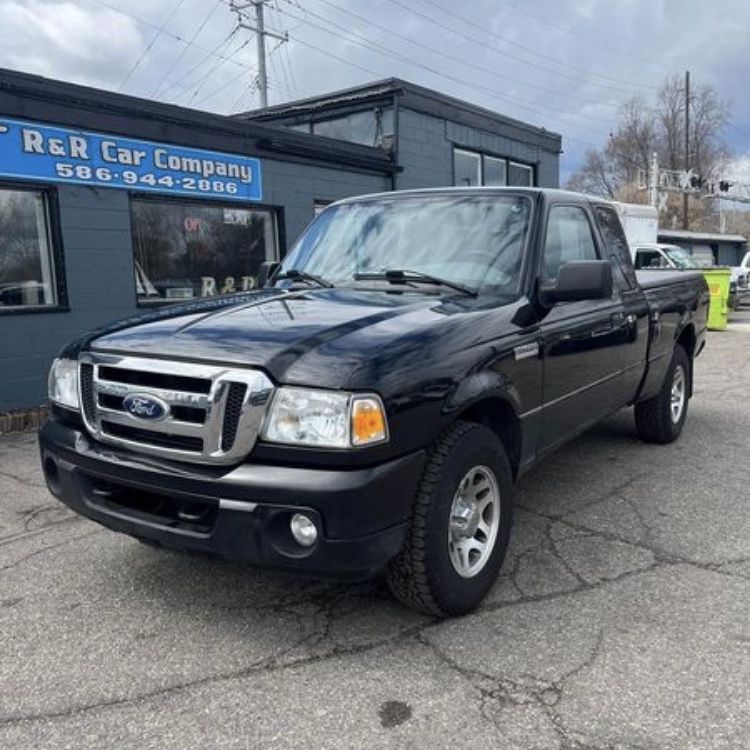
[118,0,186,92]
[159,27,239,100]
[500,0,671,69]
[186,37,252,105]
[151,0,224,98]
[274,2,609,142]
[84,0,258,80]
[192,56,257,107]
[301,0,620,120]
[269,24,602,153]
[409,0,660,92]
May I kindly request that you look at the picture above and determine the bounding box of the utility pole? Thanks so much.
[683,70,691,230]
[230,1,288,109]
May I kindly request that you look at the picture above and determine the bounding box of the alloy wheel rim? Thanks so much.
[448,465,500,578]
[670,365,686,423]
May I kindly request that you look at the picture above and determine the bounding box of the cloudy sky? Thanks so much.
[0,0,748,183]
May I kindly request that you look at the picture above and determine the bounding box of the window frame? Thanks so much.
[452,147,482,187]
[508,160,535,187]
[0,180,68,316]
[452,148,535,188]
[128,192,285,308]
[482,154,508,187]
[539,202,603,283]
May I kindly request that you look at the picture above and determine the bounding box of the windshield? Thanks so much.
[280,195,532,293]
[662,245,699,269]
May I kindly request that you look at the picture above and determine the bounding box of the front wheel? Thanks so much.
[635,345,690,444]
[386,421,513,617]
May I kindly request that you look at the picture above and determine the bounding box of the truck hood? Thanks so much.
[84,288,477,388]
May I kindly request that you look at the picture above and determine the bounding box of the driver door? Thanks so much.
[537,204,627,454]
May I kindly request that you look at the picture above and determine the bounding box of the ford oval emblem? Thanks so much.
[122,393,170,421]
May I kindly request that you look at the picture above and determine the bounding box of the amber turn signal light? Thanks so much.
[351,397,388,446]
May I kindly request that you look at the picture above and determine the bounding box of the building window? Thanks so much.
[0,186,59,309]
[483,156,507,186]
[309,107,394,148]
[131,197,279,305]
[453,148,482,187]
[508,161,534,187]
[453,149,532,187]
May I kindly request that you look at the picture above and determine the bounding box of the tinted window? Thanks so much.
[131,198,278,304]
[453,149,481,187]
[0,187,58,309]
[596,205,637,287]
[543,206,598,279]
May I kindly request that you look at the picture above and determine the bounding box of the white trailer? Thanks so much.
[609,201,659,248]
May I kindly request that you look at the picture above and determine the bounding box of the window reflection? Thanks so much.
[131,198,278,305]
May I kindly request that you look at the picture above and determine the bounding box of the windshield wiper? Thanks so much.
[274,268,334,288]
[354,269,478,297]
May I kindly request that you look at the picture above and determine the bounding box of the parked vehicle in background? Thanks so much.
[40,188,709,617]
[633,243,701,270]
[610,201,659,247]
[634,242,748,310]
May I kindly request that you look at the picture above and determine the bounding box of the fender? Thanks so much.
[443,369,523,417]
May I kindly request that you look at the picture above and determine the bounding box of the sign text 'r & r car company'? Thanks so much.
[0,118,262,201]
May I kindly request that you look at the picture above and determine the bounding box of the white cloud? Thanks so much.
[0,0,143,88]
[0,0,748,178]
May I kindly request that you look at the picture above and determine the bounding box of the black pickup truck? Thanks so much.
[40,188,708,616]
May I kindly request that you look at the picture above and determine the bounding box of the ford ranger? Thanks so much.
[40,188,709,616]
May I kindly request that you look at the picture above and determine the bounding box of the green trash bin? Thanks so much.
[701,268,731,331]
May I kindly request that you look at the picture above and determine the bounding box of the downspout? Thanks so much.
[390,91,399,191]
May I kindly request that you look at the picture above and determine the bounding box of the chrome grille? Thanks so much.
[78,353,274,464]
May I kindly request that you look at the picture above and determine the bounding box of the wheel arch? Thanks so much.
[454,397,522,481]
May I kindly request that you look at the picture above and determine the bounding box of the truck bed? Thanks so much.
[635,269,704,290]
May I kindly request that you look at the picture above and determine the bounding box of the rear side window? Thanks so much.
[596,206,638,288]
[542,205,598,280]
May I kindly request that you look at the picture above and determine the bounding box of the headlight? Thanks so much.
[48,358,80,410]
[262,387,388,448]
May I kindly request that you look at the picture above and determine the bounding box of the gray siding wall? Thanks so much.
[0,162,387,411]
[396,108,559,190]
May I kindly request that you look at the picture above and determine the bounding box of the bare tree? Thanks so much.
[566,74,731,229]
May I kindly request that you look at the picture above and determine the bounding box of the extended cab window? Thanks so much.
[542,205,598,279]
[596,205,637,288]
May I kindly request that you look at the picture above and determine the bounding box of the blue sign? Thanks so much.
[0,117,262,202]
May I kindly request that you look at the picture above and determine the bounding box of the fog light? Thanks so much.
[290,513,318,547]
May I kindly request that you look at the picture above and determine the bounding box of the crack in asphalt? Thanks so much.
[0,528,103,572]
[0,515,85,550]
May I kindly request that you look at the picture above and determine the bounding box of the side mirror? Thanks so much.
[257,261,281,288]
[539,260,613,307]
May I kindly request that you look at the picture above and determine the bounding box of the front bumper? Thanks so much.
[39,417,426,579]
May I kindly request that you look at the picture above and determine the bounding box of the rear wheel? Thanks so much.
[635,345,690,444]
[386,421,513,617]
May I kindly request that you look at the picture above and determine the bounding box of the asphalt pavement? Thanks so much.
[2,311,750,749]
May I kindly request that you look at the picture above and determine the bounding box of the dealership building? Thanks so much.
[0,68,561,413]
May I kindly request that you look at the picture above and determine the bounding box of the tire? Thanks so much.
[634,344,690,444]
[386,421,513,617]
